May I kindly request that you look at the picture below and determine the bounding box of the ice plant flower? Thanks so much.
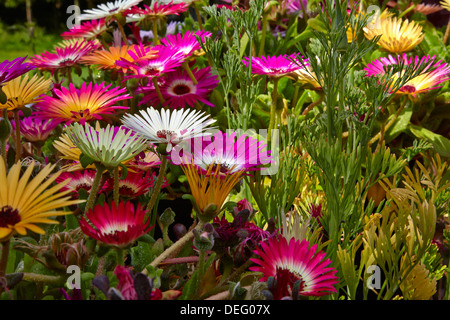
[53,133,94,172]
[64,123,148,169]
[138,66,219,108]
[160,30,212,60]
[179,130,271,175]
[122,106,216,153]
[0,156,82,241]
[181,161,245,222]
[117,45,184,80]
[78,201,152,248]
[0,74,52,111]
[364,54,450,97]
[79,0,143,21]
[34,82,130,125]
[364,14,424,53]
[81,44,157,74]
[125,1,188,23]
[61,18,109,40]
[250,235,339,299]
[0,56,35,87]
[103,170,168,197]
[242,53,307,78]
[55,169,99,197]
[29,40,100,73]
[13,116,59,143]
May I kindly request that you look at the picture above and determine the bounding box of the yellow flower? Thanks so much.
[53,133,91,172]
[0,156,82,241]
[441,0,450,11]
[182,162,244,222]
[0,73,52,111]
[364,13,424,53]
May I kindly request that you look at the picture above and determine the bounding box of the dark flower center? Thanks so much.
[399,85,416,93]
[157,130,175,139]
[0,205,21,228]
[58,58,75,67]
[173,84,191,95]
[144,67,160,76]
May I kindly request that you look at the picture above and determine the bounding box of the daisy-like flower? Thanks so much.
[61,18,109,40]
[64,123,148,169]
[242,53,307,78]
[442,0,450,11]
[413,3,443,15]
[0,56,35,87]
[78,201,152,248]
[79,0,143,21]
[179,130,271,175]
[364,54,450,97]
[121,106,216,153]
[55,169,99,197]
[53,133,94,172]
[128,147,161,171]
[117,45,184,80]
[13,116,59,143]
[138,66,219,108]
[250,235,339,299]
[34,82,130,125]
[0,156,82,241]
[364,14,424,53]
[103,170,169,197]
[293,64,323,90]
[29,40,100,73]
[181,162,245,222]
[139,21,183,41]
[160,30,212,60]
[0,73,52,111]
[125,1,188,23]
[81,44,157,74]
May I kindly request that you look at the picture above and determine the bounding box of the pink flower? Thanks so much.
[0,56,35,86]
[160,30,212,60]
[233,199,253,216]
[114,266,138,300]
[250,235,339,299]
[61,18,108,40]
[242,53,307,77]
[137,66,219,108]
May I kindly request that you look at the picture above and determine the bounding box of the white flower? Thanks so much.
[79,0,143,21]
[64,122,148,168]
[122,106,216,153]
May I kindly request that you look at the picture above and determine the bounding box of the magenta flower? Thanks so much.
[13,116,59,143]
[125,1,188,22]
[103,170,169,197]
[61,18,109,40]
[117,45,185,79]
[177,130,272,175]
[250,235,339,299]
[0,56,35,86]
[79,201,153,248]
[34,82,130,125]
[56,170,100,197]
[242,53,307,78]
[160,30,212,60]
[364,54,450,97]
[29,40,100,73]
[138,66,219,108]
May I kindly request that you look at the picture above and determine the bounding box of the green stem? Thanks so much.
[182,61,198,85]
[258,13,269,57]
[13,110,21,163]
[152,77,165,105]
[195,250,206,298]
[444,17,450,45]
[117,23,128,44]
[145,154,167,222]
[84,163,105,213]
[143,220,204,271]
[268,77,280,147]
[369,97,408,147]
[194,4,203,29]
[398,3,417,19]
[22,272,66,285]
[113,166,120,205]
[0,109,9,165]
[116,247,125,266]
[0,240,11,293]
[152,19,160,45]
